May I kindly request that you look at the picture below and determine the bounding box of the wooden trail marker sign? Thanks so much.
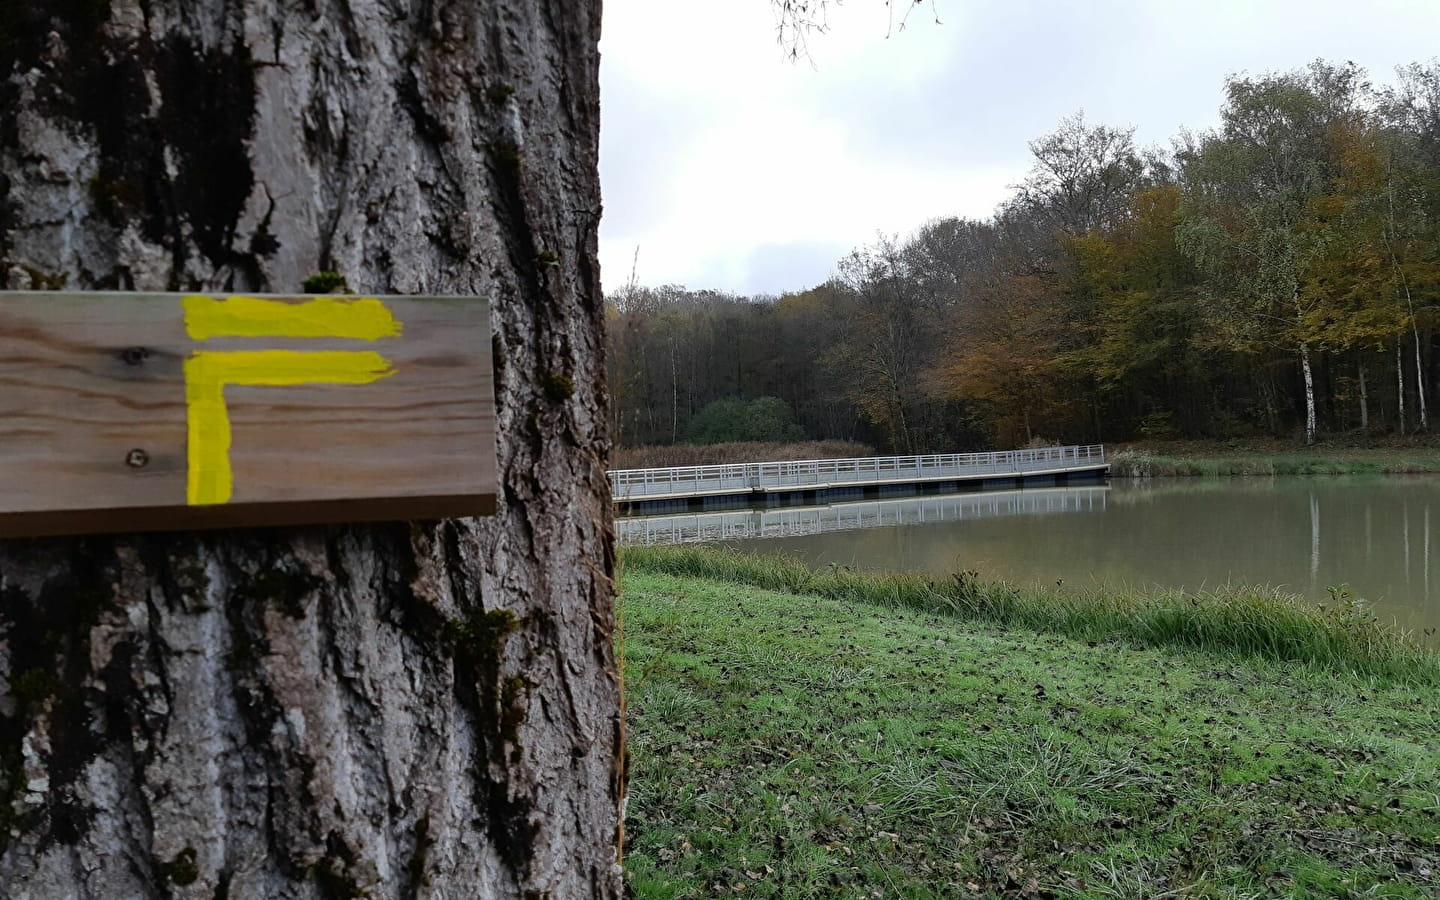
[0,292,496,537]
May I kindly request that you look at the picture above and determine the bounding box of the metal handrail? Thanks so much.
[609,444,1106,500]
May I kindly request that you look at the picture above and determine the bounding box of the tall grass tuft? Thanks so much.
[622,545,1440,684]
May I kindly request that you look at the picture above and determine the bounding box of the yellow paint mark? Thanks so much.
[183,294,403,341]
[185,350,396,506]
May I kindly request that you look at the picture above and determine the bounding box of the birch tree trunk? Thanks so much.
[1386,175,1427,433]
[1398,340,1408,434]
[1299,342,1317,445]
[1413,329,1428,431]
[0,2,622,897]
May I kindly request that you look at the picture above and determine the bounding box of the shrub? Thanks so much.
[684,396,805,444]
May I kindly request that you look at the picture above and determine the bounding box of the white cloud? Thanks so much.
[599,0,1440,295]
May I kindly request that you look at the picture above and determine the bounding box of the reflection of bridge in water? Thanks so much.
[611,445,1107,507]
[616,485,1109,546]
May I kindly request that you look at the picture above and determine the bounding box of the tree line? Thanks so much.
[607,60,1440,453]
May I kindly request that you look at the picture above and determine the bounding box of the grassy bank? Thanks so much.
[621,570,1440,898]
[623,547,1440,684]
[1110,440,1440,478]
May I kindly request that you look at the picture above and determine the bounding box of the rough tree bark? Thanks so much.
[0,2,622,897]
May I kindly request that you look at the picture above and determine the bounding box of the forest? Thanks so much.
[606,60,1440,454]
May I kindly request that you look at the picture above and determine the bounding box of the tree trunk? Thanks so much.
[1398,340,1408,434]
[1414,328,1428,432]
[1386,177,1427,434]
[669,336,679,444]
[1260,374,1279,435]
[0,2,621,897]
[1300,343,1317,445]
[1358,359,1369,434]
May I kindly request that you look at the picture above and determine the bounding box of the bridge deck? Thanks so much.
[610,444,1108,505]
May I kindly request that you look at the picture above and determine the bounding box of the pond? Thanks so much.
[617,476,1440,640]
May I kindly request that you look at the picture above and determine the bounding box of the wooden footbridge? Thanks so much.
[610,444,1108,510]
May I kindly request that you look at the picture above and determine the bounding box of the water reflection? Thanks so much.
[616,486,1107,545]
[620,476,1440,640]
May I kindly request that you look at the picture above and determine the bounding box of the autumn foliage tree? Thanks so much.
[607,59,1440,454]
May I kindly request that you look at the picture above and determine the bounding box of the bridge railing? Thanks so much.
[609,443,1106,501]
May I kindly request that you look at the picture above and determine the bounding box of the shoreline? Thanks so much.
[1108,440,1440,478]
[621,546,1440,683]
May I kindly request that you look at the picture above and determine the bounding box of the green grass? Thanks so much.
[623,546,1440,685]
[1109,447,1440,478]
[620,571,1440,898]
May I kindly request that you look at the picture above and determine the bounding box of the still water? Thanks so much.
[618,477,1440,639]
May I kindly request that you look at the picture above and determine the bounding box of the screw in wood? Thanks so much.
[126,449,150,469]
[121,347,150,366]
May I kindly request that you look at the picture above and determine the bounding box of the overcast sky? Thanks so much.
[597,0,1440,297]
